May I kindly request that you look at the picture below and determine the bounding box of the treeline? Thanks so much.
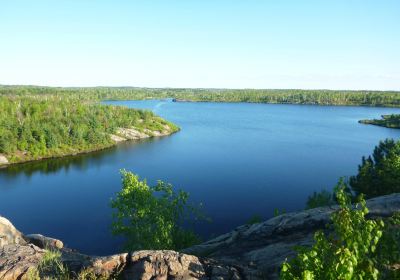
[359,114,400,128]
[172,89,400,107]
[1,85,400,107]
[0,96,178,164]
[0,85,170,101]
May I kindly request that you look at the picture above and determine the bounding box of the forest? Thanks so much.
[1,85,400,107]
[0,95,178,164]
[2,85,399,165]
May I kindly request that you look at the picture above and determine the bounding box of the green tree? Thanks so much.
[281,182,385,280]
[110,170,201,251]
[350,139,400,198]
[0,95,178,164]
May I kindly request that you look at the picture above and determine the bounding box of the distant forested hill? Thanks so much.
[1,85,400,107]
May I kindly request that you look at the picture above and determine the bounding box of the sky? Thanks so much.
[1,1,399,90]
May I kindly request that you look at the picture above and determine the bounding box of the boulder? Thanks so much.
[0,216,26,247]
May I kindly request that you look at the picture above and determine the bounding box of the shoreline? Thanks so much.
[359,114,400,129]
[0,127,178,169]
[172,98,400,108]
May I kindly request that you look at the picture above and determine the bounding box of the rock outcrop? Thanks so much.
[112,125,174,143]
[0,216,242,280]
[0,244,45,279]
[184,193,400,279]
[0,155,8,166]
[1,193,400,279]
[88,250,242,279]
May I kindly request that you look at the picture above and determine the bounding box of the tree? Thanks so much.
[350,139,400,199]
[281,182,384,280]
[110,170,201,251]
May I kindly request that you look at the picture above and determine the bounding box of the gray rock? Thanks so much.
[25,234,64,249]
[184,193,400,279]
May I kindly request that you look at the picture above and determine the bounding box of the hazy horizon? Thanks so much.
[2,83,400,92]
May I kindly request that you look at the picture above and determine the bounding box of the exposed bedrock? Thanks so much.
[1,193,400,279]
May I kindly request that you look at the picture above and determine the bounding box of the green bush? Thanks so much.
[281,181,400,280]
[350,139,400,199]
[246,214,263,225]
[110,170,202,251]
[305,189,334,210]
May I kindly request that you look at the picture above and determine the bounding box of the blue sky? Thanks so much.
[1,1,399,90]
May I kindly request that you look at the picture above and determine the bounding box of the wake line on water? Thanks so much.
[153,101,167,113]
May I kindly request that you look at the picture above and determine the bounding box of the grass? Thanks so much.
[26,249,112,280]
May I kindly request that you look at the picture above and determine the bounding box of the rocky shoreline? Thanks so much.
[0,126,177,169]
[1,193,400,279]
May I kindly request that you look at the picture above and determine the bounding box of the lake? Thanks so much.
[1,100,400,255]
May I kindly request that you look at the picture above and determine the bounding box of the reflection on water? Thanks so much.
[0,139,158,179]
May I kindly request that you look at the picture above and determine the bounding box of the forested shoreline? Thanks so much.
[1,85,400,107]
[1,84,400,166]
[0,95,179,166]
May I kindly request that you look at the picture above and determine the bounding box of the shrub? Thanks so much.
[110,170,202,251]
[281,182,385,280]
[246,214,263,225]
[305,189,334,210]
[350,139,400,198]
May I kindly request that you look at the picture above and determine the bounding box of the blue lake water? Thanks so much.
[1,100,400,255]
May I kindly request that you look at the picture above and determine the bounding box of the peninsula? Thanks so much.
[0,95,179,167]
